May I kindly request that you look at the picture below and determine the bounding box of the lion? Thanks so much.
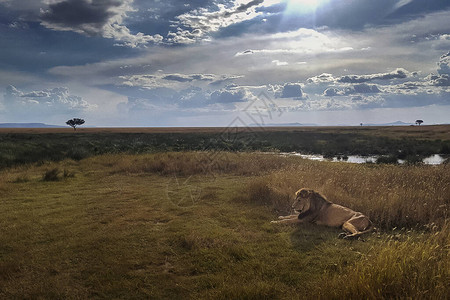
[271,188,373,239]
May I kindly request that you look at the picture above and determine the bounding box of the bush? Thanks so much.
[404,155,424,165]
[42,168,61,181]
[67,147,90,161]
[376,155,398,164]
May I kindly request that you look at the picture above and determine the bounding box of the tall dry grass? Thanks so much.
[93,152,297,176]
[317,224,449,299]
[81,151,449,230]
[237,157,449,230]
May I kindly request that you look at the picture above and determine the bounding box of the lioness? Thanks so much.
[271,188,373,239]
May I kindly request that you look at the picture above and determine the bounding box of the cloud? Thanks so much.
[44,11,450,120]
[338,68,410,83]
[307,73,336,84]
[162,73,215,82]
[116,83,255,114]
[168,0,269,44]
[348,84,381,94]
[210,88,252,103]
[437,51,450,75]
[323,84,381,96]
[118,73,243,89]
[427,74,450,86]
[279,83,304,98]
[209,75,245,86]
[323,87,339,97]
[310,69,410,85]
[40,0,162,47]
[2,85,95,116]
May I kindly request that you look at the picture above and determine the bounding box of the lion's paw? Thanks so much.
[338,232,347,239]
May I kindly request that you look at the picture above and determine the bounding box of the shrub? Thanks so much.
[42,168,61,181]
[376,155,398,164]
[404,155,424,165]
[67,147,90,161]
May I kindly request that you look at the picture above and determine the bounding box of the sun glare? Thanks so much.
[286,0,326,12]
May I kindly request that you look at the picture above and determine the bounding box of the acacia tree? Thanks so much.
[66,118,85,131]
[415,119,424,126]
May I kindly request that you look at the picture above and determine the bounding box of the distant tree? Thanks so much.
[66,118,85,131]
[360,123,363,126]
[415,119,424,126]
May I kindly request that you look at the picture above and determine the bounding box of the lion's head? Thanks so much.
[292,188,331,214]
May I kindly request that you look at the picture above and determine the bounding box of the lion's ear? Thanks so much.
[299,189,310,198]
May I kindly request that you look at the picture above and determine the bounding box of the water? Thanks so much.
[280,152,446,165]
[423,154,447,165]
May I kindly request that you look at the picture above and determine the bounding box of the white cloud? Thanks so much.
[168,0,268,44]
[43,8,450,124]
[210,87,254,103]
[437,51,450,75]
[1,85,96,117]
[118,73,244,90]
[338,68,410,83]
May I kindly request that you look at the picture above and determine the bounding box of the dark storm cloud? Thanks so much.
[41,0,122,34]
[39,0,162,47]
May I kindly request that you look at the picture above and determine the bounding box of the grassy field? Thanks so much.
[1,125,450,169]
[0,152,448,299]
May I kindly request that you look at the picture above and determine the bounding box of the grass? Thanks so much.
[318,227,449,299]
[1,125,449,169]
[0,152,448,299]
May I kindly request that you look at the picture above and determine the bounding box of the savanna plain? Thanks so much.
[0,126,449,299]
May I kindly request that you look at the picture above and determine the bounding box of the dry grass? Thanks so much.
[238,159,449,230]
[91,152,297,176]
[0,152,448,299]
[318,225,450,299]
[76,151,450,229]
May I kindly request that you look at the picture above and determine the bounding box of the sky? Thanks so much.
[0,0,449,127]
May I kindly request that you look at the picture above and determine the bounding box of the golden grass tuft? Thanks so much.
[317,224,450,299]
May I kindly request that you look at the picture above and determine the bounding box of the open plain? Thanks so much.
[0,126,449,299]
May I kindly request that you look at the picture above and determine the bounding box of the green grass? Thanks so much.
[0,152,448,299]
